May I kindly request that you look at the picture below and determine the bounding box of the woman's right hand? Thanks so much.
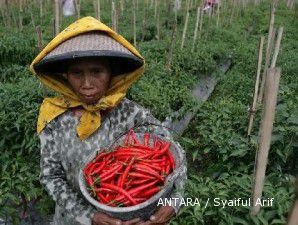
[92,211,141,225]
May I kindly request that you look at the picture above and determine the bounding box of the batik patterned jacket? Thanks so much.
[39,98,187,225]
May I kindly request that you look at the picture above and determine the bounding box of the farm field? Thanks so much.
[0,0,297,224]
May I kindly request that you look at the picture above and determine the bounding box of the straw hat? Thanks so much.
[34,31,144,76]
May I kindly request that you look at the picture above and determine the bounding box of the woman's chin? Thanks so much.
[81,97,100,105]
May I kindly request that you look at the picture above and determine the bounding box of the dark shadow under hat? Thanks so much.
[33,31,144,76]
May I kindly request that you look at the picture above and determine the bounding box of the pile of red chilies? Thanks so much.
[83,129,175,207]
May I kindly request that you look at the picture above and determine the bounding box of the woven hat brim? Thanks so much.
[34,50,144,75]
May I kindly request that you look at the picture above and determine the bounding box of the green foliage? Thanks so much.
[172,173,295,225]
[0,76,44,222]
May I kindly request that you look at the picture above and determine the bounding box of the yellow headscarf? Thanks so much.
[30,16,145,141]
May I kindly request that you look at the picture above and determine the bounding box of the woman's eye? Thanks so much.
[92,69,103,75]
[71,71,82,76]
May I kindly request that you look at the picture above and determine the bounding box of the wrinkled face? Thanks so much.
[65,58,112,105]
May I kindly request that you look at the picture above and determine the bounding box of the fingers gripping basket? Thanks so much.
[78,123,184,221]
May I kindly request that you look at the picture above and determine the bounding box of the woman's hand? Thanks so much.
[136,206,175,225]
[92,211,141,225]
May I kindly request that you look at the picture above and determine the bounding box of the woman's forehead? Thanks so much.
[67,58,110,69]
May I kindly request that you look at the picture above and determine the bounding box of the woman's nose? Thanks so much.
[82,75,93,88]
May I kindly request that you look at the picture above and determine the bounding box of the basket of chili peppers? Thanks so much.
[79,126,184,221]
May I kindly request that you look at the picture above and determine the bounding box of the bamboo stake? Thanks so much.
[258,28,277,103]
[166,12,177,71]
[192,6,201,52]
[4,0,11,28]
[286,178,298,225]
[156,0,160,40]
[216,1,220,27]
[133,0,136,46]
[181,9,189,50]
[247,36,265,137]
[40,0,43,18]
[287,199,298,225]
[35,25,43,51]
[112,1,116,31]
[270,27,283,68]
[74,0,80,19]
[59,0,63,27]
[54,0,60,35]
[96,0,101,20]
[251,67,281,216]
[19,0,23,30]
[154,0,157,18]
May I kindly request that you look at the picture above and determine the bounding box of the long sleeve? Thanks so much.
[129,102,188,214]
[39,123,96,225]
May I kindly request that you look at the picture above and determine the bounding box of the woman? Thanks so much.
[30,17,187,225]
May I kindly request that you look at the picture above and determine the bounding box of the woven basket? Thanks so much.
[78,131,184,221]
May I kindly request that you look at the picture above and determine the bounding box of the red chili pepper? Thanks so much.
[144,132,150,147]
[133,165,164,182]
[128,180,160,196]
[138,186,160,198]
[119,158,135,188]
[100,164,123,182]
[129,177,155,186]
[90,162,106,175]
[128,172,155,180]
[100,183,137,205]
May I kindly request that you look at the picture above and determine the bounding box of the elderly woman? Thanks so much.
[30,17,187,225]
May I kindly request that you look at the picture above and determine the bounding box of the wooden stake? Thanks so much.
[251,67,281,216]
[192,6,201,52]
[270,27,283,68]
[154,0,157,18]
[286,178,298,225]
[247,36,265,137]
[112,1,116,31]
[74,0,80,19]
[19,0,23,30]
[4,0,11,28]
[181,10,189,50]
[96,0,101,21]
[166,13,177,71]
[258,27,277,103]
[54,0,60,35]
[133,0,137,46]
[156,0,160,40]
[35,25,43,51]
[216,1,220,27]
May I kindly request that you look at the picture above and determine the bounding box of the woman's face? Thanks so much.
[65,58,112,105]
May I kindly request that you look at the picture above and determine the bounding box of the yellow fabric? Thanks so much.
[30,16,145,140]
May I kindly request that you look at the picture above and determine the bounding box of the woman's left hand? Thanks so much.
[136,206,175,225]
